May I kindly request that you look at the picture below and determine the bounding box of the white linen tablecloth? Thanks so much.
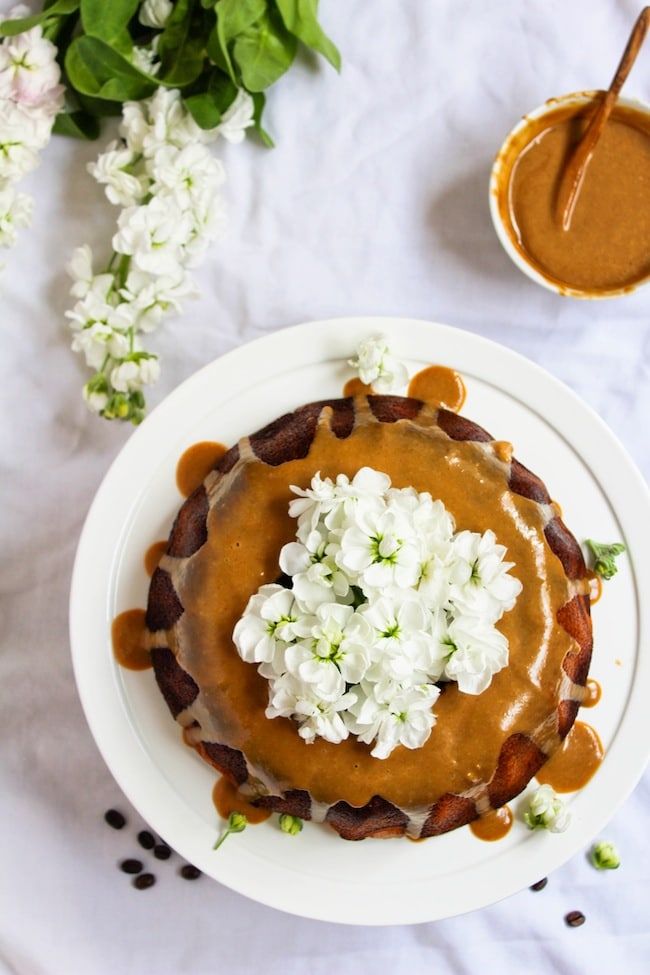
[1,1,649,972]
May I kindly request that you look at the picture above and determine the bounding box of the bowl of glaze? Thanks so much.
[489,90,650,298]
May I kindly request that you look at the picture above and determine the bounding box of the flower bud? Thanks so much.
[590,840,620,870]
[279,814,303,836]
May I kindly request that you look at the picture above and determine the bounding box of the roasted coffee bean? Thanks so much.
[565,910,586,928]
[530,878,548,891]
[180,864,202,881]
[120,858,143,875]
[133,872,156,890]
[153,843,172,860]
[104,809,126,830]
[137,829,155,850]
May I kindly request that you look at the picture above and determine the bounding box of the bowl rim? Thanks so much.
[489,89,650,299]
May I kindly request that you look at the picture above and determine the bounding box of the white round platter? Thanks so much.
[69,317,650,925]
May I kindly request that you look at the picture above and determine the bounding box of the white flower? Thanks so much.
[112,196,194,274]
[524,784,572,833]
[88,142,149,207]
[82,382,109,415]
[71,321,131,370]
[449,529,522,622]
[0,184,31,245]
[266,672,356,745]
[0,99,44,180]
[131,44,160,77]
[336,496,421,592]
[120,88,205,157]
[360,591,438,682]
[149,142,225,207]
[110,354,160,393]
[120,266,198,332]
[66,244,96,298]
[182,185,227,266]
[216,88,255,144]
[442,615,509,694]
[346,679,440,759]
[288,471,347,536]
[138,0,173,29]
[289,602,371,686]
[0,26,62,108]
[233,585,303,666]
[348,335,410,393]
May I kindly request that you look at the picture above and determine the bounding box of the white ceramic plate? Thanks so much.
[69,317,650,925]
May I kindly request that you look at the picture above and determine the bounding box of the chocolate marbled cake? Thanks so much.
[145,395,593,840]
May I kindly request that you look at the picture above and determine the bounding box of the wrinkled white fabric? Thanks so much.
[1,1,649,973]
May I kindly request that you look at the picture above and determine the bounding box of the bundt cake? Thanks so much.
[144,394,593,840]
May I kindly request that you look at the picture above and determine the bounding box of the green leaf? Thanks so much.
[0,0,79,36]
[207,71,239,111]
[217,0,267,38]
[156,0,207,88]
[251,90,274,146]
[80,0,138,55]
[274,0,340,69]
[183,92,223,129]
[232,9,297,91]
[65,35,157,102]
[52,109,101,140]
[76,91,125,118]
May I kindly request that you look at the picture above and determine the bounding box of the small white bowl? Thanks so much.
[489,90,650,298]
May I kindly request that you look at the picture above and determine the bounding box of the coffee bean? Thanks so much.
[137,829,155,850]
[153,843,172,860]
[530,878,548,892]
[133,872,156,890]
[180,864,202,881]
[104,809,126,830]
[120,858,143,875]
[565,910,586,928]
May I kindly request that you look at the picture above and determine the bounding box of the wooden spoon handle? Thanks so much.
[556,6,650,231]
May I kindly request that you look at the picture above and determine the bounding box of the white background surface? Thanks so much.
[1,0,649,972]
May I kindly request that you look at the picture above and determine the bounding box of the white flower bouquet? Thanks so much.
[0,0,340,421]
[234,466,523,759]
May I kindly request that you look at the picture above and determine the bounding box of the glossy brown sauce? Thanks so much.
[470,805,513,842]
[535,720,603,792]
[496,99,650,293]
[144,540,168,578]
[169,400,579,811]
[408,365,466,412]
[176,441,227,498]
[112,608,152,671]
[342,377,373,397]
[582,678,602,709]
[212,775,272,824]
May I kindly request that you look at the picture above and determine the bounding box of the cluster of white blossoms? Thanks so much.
[66,84,254,422]
[0,5,64,260]
[233,467,523,759]
[348,334,410,393]
[524,784,572,833]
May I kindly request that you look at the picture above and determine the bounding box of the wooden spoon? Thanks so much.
[555,5,650,231]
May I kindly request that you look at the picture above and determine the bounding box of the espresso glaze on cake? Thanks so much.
[144,395,593,840]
